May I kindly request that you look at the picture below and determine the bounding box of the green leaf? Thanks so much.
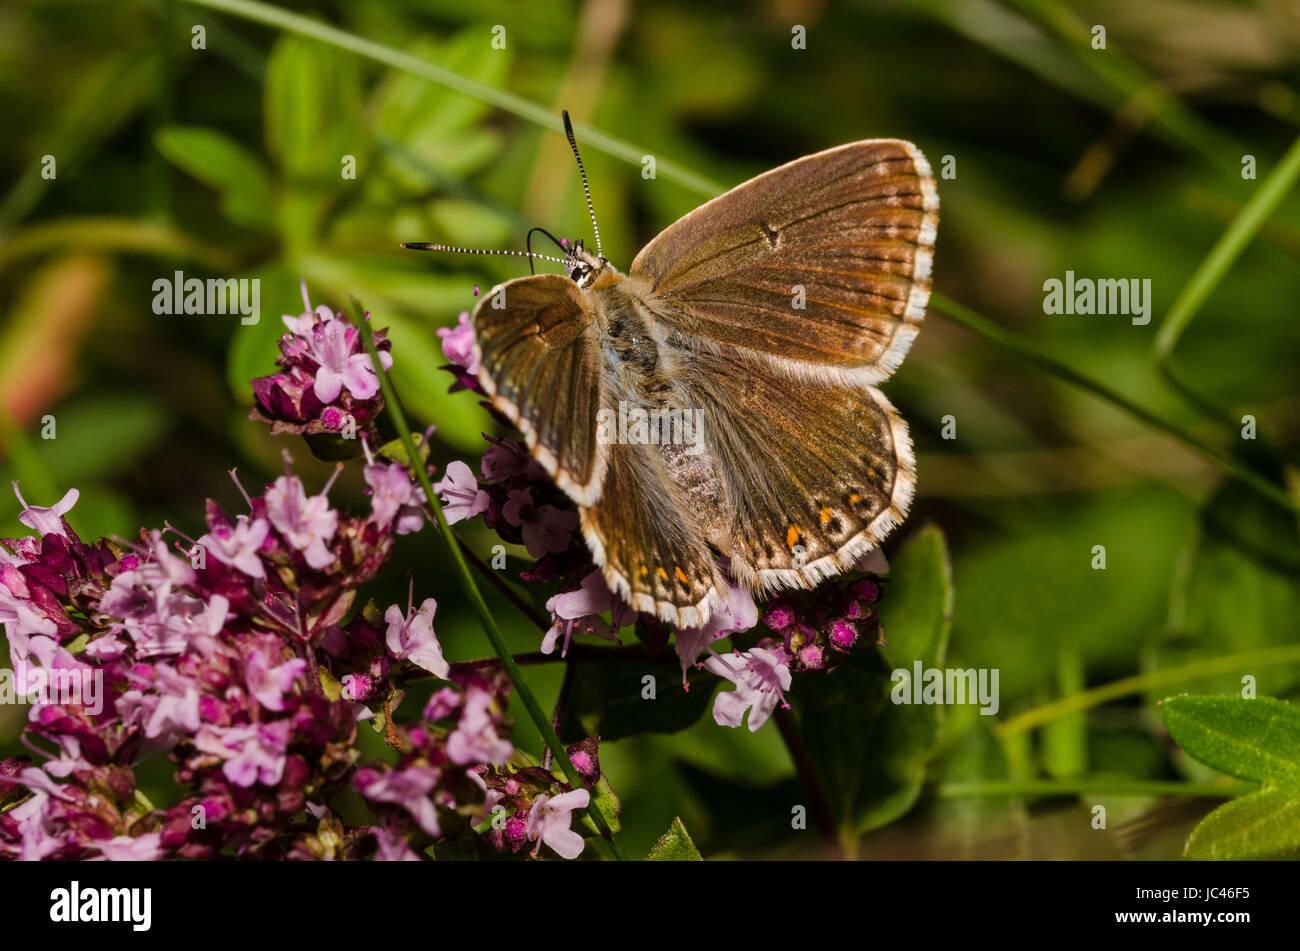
[264,35,361,250]
[646,817,703,861]
[799,524,954,837]
[1152,479,1300,697]
[880,523,953,669]
[265,36,362,183]
[955,488,1191,707]
[154,126,274,229]
[377,432,432,468]
[558,659,716,743]
[574,776,622,838]
[370,31,509,188]
[1184,787,1300,860]
[1159,695,1300,786]
[317,666,342,702]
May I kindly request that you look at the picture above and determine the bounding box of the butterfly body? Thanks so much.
[464,138,938,628]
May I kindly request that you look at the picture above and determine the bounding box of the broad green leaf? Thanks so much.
[426,199,515,250]
[559,658,716,742]
[1151,478,1300,698]
[881,523,953,668]
[370,32,509,189]
[265,36,362,183]
[646,816,703,861]
[264,36,361,250]
[1184,787,1300,860]
[800,524,954,836]
[1159,695,1300,786]
[154,126,273,229]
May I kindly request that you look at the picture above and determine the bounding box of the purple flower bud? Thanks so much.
[763,604,796,631]
[505,812,530,849]
[829,619,859,651]
[798,644,827,669]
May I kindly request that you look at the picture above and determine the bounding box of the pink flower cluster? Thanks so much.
[251,282,394,437]
[0,450,541,861]
[476,736,602,860]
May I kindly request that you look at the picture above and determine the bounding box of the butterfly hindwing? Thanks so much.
[674,343,915,594]
[471,274,608,505]
[629,139,937,385]
[578,440,727,627]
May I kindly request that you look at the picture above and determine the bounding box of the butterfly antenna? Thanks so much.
[562,110,603,260]
[400,242,567,267]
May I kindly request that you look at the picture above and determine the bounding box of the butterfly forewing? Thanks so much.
[629,139,937,385]
[471,274,608,504]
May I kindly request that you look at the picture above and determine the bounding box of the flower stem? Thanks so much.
[351,298,627,860]
[773,707,842,858]
[997,643,1300,737]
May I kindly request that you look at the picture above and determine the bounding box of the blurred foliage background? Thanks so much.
[1,0,1299,859]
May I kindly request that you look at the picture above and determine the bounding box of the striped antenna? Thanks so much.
[562,110,603,260]
[400,242,567,266]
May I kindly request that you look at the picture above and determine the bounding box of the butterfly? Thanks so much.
[405,113,937,628]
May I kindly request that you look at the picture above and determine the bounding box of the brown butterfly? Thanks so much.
[405,113,937,628]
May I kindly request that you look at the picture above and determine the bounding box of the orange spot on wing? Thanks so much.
[787,524,801,548]
[849,493,862,504]
[639,565,649,577]
[674,566,688,584]
[820,507,832,526]
[655,567,669,581]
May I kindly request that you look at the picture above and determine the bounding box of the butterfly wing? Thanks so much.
[471,274,608,505]
[672,344,915,594]
[629,139,937,385]
[578,440,727,627]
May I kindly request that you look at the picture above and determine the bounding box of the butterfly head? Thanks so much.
[563,239,608,288]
